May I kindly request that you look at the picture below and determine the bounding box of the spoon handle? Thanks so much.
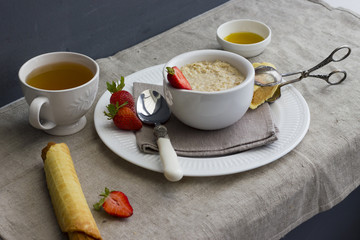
[157,137,183,182]
[154,125,183,182]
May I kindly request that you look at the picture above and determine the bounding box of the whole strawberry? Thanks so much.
[107,77,135,112]
[94,187,133,218]
[104,102,142,131]
[166,66,192,90]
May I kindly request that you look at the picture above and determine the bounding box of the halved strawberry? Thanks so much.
[166,66,192,90]
[104,102,142,131]
[107,77,135,112]
[94,187,133,218]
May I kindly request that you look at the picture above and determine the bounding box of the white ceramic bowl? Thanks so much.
[163,49,254,130]
[216,19,271,58]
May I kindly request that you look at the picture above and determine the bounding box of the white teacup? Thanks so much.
[19,52,99,136]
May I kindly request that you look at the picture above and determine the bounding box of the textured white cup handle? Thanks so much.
[29,96,56,130]
[157,137,183,182]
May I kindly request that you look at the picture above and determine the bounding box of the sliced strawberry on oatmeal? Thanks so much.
[166,66,192,90]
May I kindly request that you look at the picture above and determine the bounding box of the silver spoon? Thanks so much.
[254,45,351,90]
[137,89,183,182]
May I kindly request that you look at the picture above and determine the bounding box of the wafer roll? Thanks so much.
[42,142,102,240]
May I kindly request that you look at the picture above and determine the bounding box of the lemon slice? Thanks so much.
[250,62,279,109]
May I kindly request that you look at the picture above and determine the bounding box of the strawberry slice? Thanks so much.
[94,187,133,218]
[166,66,192,90]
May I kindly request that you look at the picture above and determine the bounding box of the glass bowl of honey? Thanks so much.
[217,19,271,58]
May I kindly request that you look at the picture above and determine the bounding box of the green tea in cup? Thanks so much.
[19,52,99,136]
[26,62,94,90]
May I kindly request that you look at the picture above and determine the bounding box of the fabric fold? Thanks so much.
[134,82,278,157]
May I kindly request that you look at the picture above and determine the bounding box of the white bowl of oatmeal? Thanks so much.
[163,49,254,130]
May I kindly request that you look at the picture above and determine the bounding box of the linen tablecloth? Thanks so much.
[1,0,360,239]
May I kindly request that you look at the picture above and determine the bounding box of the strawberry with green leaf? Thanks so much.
[107,77,135,112]
[94,187,133,218]
[166,66,192,90]
[104,102,142,131]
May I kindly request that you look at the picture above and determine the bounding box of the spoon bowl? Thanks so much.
[137,90,171,125]
[254,66,282,87]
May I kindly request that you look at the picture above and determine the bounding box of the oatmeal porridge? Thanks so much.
[180,60,245,92]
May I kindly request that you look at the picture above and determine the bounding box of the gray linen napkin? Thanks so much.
[134,82,278,157]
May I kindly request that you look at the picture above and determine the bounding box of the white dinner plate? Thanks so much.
[94,64,310,176]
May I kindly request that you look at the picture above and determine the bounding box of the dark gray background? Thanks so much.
[0,0,227,107]
[1,1,359,239]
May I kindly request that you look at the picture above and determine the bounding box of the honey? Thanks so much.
[224,32,264,44]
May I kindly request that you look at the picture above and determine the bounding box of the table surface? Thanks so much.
[323,0,360,15]
[1,0,360,239]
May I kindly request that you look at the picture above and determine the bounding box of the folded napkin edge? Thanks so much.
[133,81,279,158]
